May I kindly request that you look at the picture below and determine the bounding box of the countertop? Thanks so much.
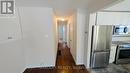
[112,41,130,45]
[113,34,130,37]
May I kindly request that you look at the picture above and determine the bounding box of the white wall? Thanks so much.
[69,9,90,66]
[76,9,86,65]
[19,7,56,68]
[83,12,90,68]
[76,9,94,67]
[53,15,58,61]
[0,7,57,73]
[84,13,96,68]
[69,12,77,62]
[0,9,26,73]
[0,40,26,73]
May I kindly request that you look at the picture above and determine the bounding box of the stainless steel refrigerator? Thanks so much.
[90,25,113,68]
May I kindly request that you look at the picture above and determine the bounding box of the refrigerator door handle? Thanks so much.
[93,49,110,52]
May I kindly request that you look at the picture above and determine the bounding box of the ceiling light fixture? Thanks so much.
[61,18,65,21]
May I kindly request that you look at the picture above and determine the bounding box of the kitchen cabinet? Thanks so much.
[95,12,130,25]
[109,44,117,63]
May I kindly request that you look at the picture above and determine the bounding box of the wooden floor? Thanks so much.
[23,43,89,73]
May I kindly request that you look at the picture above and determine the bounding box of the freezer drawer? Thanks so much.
[91,52,110,68]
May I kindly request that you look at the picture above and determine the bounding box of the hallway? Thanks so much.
[23,43,89,73]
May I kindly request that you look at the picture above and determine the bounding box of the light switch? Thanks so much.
[8,37,13,39]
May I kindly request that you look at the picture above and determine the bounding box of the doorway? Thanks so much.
[57,20,68,48]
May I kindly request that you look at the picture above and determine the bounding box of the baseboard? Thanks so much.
[21,67,27,73]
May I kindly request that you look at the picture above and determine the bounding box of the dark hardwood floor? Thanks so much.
[23,43,89,73]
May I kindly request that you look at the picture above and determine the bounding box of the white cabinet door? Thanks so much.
[109,44,117,63]
[97,12,130,25]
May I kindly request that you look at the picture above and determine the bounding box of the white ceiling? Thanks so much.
[16,0,122,16]
[104,0,130,11]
